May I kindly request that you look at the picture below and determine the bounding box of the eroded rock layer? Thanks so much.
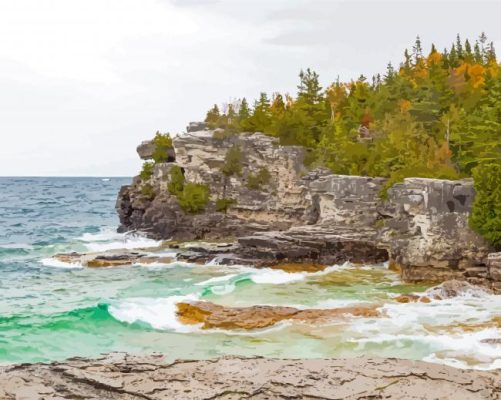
[1,353,499,399]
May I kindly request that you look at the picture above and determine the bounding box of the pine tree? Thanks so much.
[402,49,412,73]
[474,41,483,64]
[486,41,497,61]
[247,93,271,132]
[297,68,323,105]
[412,35,423,63]
[464,39,473,62]
[456,34,464,59]
[270,93,286,116]
[449,44,458,68]
[238,98,250,120]
[205,104,221,128]
[384,62,395,82]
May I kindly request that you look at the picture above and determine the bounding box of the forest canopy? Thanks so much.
[204,34,500,187]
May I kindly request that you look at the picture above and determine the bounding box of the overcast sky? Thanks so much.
[1,0,500,176]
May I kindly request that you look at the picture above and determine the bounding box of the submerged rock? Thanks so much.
[1,353,499,400]
[425,279,493,299]
[53,251,174,268]
[176,300,381,330]
[394,294,431,303]
[394,280,494,304]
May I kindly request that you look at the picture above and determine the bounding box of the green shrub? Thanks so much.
[221,144,243,177]
[213,127,238,140]
[247,167,271,190]
[177,183,210,214]
[470,162,501,248]
[140,183,155,200]
[139,161,154,181]
[216,198,236,213]
[152,132,173,163]
[168,165,185,195]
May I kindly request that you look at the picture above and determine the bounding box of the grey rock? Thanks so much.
[488,252,501,281]
[136,139,156,160]
[136,139,175,162]
[187,121,208,132]
[425,279,493,299]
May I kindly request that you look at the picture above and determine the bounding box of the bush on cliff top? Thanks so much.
[470,162,501,248]
[177,183,210,214]
[140,183,156,200]
[216,197,236,213]
[168,165,185,195]
[221,144,243,177]
[247,167,271,190]
[139,162,154,181]
[152,132,173,163]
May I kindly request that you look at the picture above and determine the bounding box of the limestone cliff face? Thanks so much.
[380,178,491,285]
[117,124,314,240]
[116,123,496,287]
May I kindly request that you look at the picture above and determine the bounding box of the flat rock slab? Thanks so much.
[177,301,381,330]
[0,353,499,399]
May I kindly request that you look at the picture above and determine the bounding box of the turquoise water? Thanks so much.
[0,177,500,369]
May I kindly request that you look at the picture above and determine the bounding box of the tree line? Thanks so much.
[203,33,500,246]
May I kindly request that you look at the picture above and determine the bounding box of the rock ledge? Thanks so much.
[1,353,499,399]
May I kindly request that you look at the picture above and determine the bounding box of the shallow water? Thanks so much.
[0,177,500,369]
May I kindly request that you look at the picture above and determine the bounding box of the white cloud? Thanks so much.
[0,0,499,176]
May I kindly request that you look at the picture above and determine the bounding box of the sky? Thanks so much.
[1,0,500,176]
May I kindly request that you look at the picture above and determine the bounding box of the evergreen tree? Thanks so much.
[205,104,220,128]
[297,68,323,105]
[474,41,483,64]
[412,35,423,63]
[464,39,473,62]
[238,98,250,120]
[456,34,464,59]
[248,93,271,132]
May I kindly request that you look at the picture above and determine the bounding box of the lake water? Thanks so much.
[0,177,499,369]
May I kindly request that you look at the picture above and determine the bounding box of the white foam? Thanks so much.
[40,257,83,269]
[108,295,199,332]
[77,228,162,252]
[250,269,306,284]
[201,320,293,336]
[0,243,34,250]
[238,262,353,285]
[310,298,370,309]
[352,328,501,370]
[195,274,238,286]
[380,293,501,328]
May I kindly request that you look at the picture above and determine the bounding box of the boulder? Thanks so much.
[425,279,493,299]
[176,301,381,330]
[136,140,156,160]
[136,139,175,161]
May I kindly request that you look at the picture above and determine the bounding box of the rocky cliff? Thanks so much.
[116,123,498,289]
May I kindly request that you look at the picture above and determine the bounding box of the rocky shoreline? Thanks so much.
[115,122,500,291]
[1,353,500,399]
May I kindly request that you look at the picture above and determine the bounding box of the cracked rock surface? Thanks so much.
[1,353,499,399]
